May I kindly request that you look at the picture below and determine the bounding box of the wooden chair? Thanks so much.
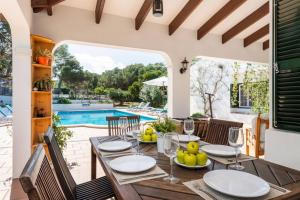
[246,114,270,158]
[194,119,209,139]
[171,118,208,137]
[106,115,140,136]
[19,144,66,200]
[204,119,243,145]
[44,127,115,200]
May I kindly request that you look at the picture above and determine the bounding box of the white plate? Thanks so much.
[109,155,156,173]
[174,158,211,169]
[126,131,134,137]
[174,135,200,142]
[201,144,240,157]
[126,130,140,137]
[97,141,132,152]
[203,170,270,198]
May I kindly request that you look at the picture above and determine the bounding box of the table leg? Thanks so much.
[91,146,96,180]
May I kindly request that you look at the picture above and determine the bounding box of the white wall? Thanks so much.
[0,0,32,178]
[264,2,300,171]
[17,0,32,29]
[32,5,268,118]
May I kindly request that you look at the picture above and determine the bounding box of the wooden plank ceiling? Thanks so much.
[31,0,270,50]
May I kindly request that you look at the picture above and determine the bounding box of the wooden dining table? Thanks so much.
[90,136,300,200]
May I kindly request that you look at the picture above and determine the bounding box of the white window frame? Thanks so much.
[238,84,251,108]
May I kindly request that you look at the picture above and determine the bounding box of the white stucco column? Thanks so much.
[0,0,32,178]
[167,56,191,118]
[12,46,32,177]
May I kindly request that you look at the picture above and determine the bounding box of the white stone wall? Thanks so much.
[265,1,300,171]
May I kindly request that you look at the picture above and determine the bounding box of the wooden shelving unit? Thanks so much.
[31,34,55,156]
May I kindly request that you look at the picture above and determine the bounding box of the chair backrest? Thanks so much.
[20,145,66,200]
[254,114,270,156]
[44,127,76,200]
[205,119,243,145]
[194,119,209,139]
[106,115,140,136]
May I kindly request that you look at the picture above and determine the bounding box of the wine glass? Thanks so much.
[163,133,180,184]
[184,119,194,141]
[119,117,129,141]
[132,129,142,155]
[228,127,245,170]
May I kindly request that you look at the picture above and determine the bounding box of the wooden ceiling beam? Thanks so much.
[32,7,44,13]
[263,40,269,50]
[197,0,246,40]
[135,0,153,30]
[0,13,6,21]
[222,1,269,44]
[47,6,53,16]
[169,0,202,35]
[31,0,65,14]
[95,0,105,24]
[244,24,269,47]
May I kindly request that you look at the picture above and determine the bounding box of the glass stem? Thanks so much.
[170,156,174,178]
[235,148,238,166]
[137,139,140,155]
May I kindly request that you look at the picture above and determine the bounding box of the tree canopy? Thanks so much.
[53,44,167,105]
[0,17,12,78]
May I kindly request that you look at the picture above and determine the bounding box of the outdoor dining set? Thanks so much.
[19,116,300,200]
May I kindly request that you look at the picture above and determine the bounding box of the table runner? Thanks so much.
[111,166,168,185]
[208,154,256,165]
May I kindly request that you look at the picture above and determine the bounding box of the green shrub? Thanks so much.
[151,117,177,134]
[52,114,73,150]
[57,97,71,104]
[191,112,206,118]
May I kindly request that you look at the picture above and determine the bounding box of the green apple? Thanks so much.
[142,134,151,141]
[183,153,197,166]
[196,151,208,166]
[151,133,158,142]
[144,127,154,135]
[186,141,199,154]
[176,149,185,164]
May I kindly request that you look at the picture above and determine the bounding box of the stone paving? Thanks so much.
[0,126,108,200]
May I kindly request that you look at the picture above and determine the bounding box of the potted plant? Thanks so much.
[36,47,52,66]
[151,117,177,153]
[34,78,54,91]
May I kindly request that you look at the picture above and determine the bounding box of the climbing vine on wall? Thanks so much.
[231,63,269,114]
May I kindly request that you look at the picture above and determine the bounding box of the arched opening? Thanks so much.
[0,0,32,184]
[0,13,13,196]
[50,41,170,182]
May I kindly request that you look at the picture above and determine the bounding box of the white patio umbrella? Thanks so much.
[143,76,168,87]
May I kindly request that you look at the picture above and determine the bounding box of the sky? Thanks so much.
[67,43,166,74]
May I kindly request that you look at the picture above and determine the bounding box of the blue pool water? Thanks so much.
[57,110,155,126]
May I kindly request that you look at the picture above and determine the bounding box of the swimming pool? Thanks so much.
[57,110,155,126]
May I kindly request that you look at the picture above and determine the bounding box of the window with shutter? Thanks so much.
[273,0,300,132]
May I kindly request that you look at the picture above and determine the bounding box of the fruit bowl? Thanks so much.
[174,157,211,169]
[138,138,157,143]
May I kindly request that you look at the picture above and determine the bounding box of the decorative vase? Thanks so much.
[157,132,164,153]
[37,56,50,66]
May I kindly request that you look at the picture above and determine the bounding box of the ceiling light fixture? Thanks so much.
[153,0,163,17]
